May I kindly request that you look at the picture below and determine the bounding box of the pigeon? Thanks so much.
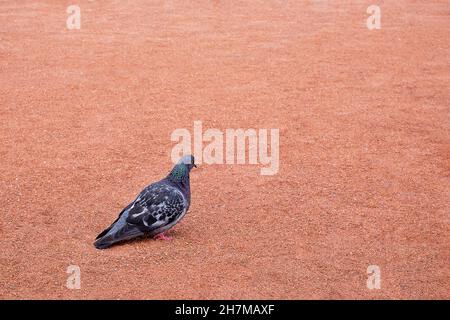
[94,155,196,249]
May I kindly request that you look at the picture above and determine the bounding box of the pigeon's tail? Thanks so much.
[94,224,145,249]
[94,213,145,249]
[94,233,117,249]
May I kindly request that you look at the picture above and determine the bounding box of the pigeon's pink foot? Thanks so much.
[154,233,173,241]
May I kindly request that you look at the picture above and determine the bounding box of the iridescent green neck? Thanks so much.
[169,164,188,183]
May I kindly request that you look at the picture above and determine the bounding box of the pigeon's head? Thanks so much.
[178,155,197,171]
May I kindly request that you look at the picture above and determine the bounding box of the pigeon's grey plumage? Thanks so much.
[94,155,196,249]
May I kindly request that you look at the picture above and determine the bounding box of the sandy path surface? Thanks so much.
[0,0,449,299]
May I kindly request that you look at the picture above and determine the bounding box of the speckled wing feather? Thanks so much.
[126,183,187,231]
[94,181,187,249]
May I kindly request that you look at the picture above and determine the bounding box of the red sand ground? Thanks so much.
[0,0,449,299]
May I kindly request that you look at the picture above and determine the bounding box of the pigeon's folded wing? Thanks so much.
[126,184,186,231]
